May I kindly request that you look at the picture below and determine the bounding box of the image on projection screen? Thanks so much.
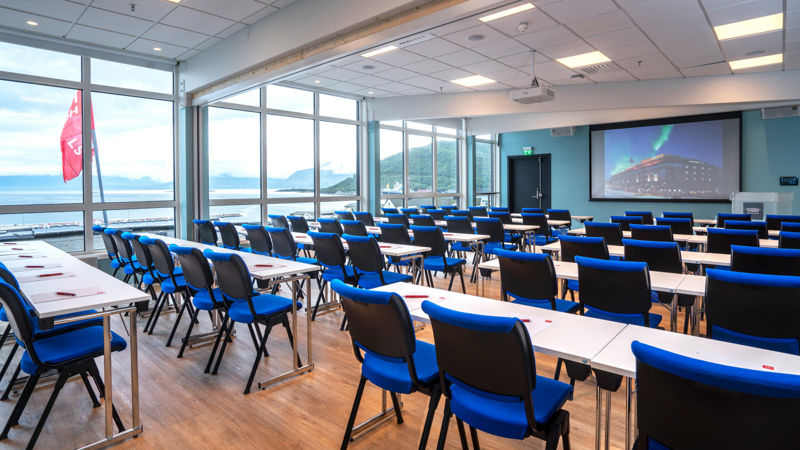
[590,117,740,200]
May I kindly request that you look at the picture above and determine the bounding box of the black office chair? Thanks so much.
[730,245,800,276]
[411,226,467,292]
[780,231,800,249]
[341,219,368,237]
[427,209,446,221]
[468,206,488,217]
[215,221,248,251]
[318,217,344,236]
[522,207,543,214]
[558,235,609,301]
[287,215,311,233]
[716,213,750,228]
[450,209,471,219]
[521,213,554,246]
[487,211,512,224]
[706,227,759,254]
[242,224,273,256]
[266,227,318,264]
[766,214,800,231]
[585,221,623,246]
[662,211,694,225]
[625,210,653,225]
[610,215,643,232]
[400,207,418,217]
[495,249,579,313]
[352,211,375,227]
[93,225,122,276]
[193,219,218,245]
[386,213,411,228]
[381,207,400,215]
[655,217,693,236]
[377,223,417,273]
[629,224,673,242]
[335,210,355,221]
[141,236,191,337]
[308,231,356,321]
[547,209,572,230]
[342,235,412,288]
[410,214,436,227]
[268,214,290,229]
[724,220,768,239]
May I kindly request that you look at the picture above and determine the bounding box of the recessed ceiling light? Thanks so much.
[714,13,783,41]
[467,34,485,42]
[26,20,38,26]
[314,79,321,83]
[729,53,783,70]
[361,45,397,58]
[153,47,162,52]
[368,91,374,95]
[164,0,181,3]
[479,3,535,22]
[451,75,496,87]
[556,51,611,68]
[362,65,375,70]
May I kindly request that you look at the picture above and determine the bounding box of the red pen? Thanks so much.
[18,255,33,258]
[405,295,428,299]
[520,318,531,323]
[38,273,63,277]
[25,265,45,268]
[56,291,76,296]
[11,248,23,250]
[763,364,775,370]
[545,320,553,323]
[3,242,16,245]
[380,245,392,248]
[255,264,273,268]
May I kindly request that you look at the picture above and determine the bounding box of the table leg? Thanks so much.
[292,279,299,370]
[103,315,113,437]
[625,378,631,450]
[595,384,602,450]
[306,275,313,364]
[129,307,140,431]
[669,293,678,332]
[604,389,611,450]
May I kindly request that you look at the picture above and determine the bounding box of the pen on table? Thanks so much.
[38,273,63,277]
[56,291,76,296]
[405,295,428,299]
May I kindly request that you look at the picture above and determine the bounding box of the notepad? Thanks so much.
[7,263,63,273]
[17,272,75,284]
[30,287,105,304]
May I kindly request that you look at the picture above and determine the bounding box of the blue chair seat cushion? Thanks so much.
[423,256,466,272]
[192,288,224,310]
[361,340,438,394]
[485,242,518,254]
[160,276,187,294]
[322,265,357,282]
[356,271,413,289]
[566,280,578,292]
[451,242,474,253]
[584,307,662,328]
[227,294,302,324]
[142,267,183,286]
[295,256,318,265]
[21,326,127,374]
[110,259,120,269]
[449,375,573,440]
[510,296,580,314]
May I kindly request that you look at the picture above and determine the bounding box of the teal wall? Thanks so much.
[498,109,800,220]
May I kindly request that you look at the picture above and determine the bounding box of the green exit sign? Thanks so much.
[522,147,533,156]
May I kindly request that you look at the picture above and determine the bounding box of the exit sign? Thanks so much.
[522,146,533,156]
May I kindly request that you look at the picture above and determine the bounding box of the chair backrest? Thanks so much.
[585,221,623,245]
[487,211,512,224]
[268,214,290,230]
[400,208,418,217]
[767,214,800,231]
[214,221,241,250]
[629,224,674,242]
[93,225,118,259]
[0,281,38,365]
[127,232,153,271]
[331,281,423,385]
[780,231,800,249]
[203,250,253,303]
[547,209,571,227]
[318,217,344,236]
[622,238,682,273]
[308,231,347,268]
[422,300,543,432]
[342,234,385,274]
[468,206,488,217]
[575,256,653,324]
[193,219,218,245]
[377,223,412,245]
[489,206,509,212]
[717,213,750,228]
[140,236,176,279]
[662,211,693,221]
[104,229,131,263]
[352,211,375,227]
[419,205,437,213]
[0,263,21,290]
[558,235,609,262]
[444,216,473,235]
[169,245,215,294]
[730,245,800,276]
[706,268,800,354]
[521,207,543,214]
[474,217,504,243]
[521,213,550,237]
[440,205,457,212]
[632,340,800,449]
[427,209,446,221]
[625,210,654,225]
[495,249,558,306]
[341,220,368,237]
[386,213,410,227]
[242,224,273,255]
[410,214,436,227]
[706,227,759,254]
[335,210,355,221]
[725,220,768,239]
[287,215,310,233]
[381,207,399,215]
[266,226,298,259]
[409,226,446,257]
[655,217,693,235]
[610,215,643,231]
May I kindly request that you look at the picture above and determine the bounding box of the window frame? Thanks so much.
[474,134,499,207]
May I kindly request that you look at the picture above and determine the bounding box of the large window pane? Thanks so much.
[407,197,434,208]
[408,134,432,193]
[267,115,314,197]
[320,200,359,217]
[381,120,403,127]
[0,81,83,205]
[0,211,83,252]
[208,107,260,199]
[380,129,403,195]
[437,137,457,194]
[222,88,260,107]
[406,121,432,132]
[475,141,493,193]
[319,94,357,120]
[381,198,402,209]
[91,58,172,94]
[267,202,314,220]
[92,208,174,249]
[437,196,459,208]
[266,85,313,114]
[0,42,81,82]
[210,204,261,225]
[437,126,458,136]
[91,93,174,202]
[320,122,357,196]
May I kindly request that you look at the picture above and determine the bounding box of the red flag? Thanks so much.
[60,91,94,182]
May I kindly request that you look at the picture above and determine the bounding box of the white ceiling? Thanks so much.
[279,0,800,98]
[0,0,296,60]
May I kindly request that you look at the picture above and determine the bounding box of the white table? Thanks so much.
[695,219,716,226]
[6,240,147,448]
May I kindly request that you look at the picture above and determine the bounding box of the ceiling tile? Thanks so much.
[789,9,800,30]
[143,24,209,48]
[639,13,715,41]
[539,40,594,59]
[539,0,618,24]
[368,48,425,66]
[661,41,724,68]
[378,81,417,93]
[340,59,394,74]
[318,67,365,81]
[705,0,782,26]
[404,59,452,74]
[472,38,530,58]
[505,76,536,88]
[375,67,419,81]
[195,36,222,51]
[568,10,633,37]
[271,0,296,9]
[177,49,201,61]
[398,87,438,96]
[404,38,464,58]
[161,6,235,35]
[0,0,84,22]
[0,9,72,37]
[404,75,450,90]
[66,24,134,48]
[328,81,364,92]
[354,88,389,97]
[636,67,682,80]
[719,30,783,60]
[586,27,648,51]
[242,6,278,25]
[430,67,473,81]
[548,74,592,85]
[497,51,536,68]
[481,8,558,37]
[483,67,529,82]
[785,51,800,71]
[127,37,188,58]
[182,0,265,21]
[788,27,800,44]
[588,71,636,82]
[296,75,337,88]
[601,41,659,60]
[437,85,472,94]
[90,0,174,21]
[515,26,578,49]
[472,82,503,91]
[78,7,153,35]
[435,49,487,66]
[442,24,508,48]
[461,59,511,74]
[616,53,672,73]
[348,74,394,87]
[622,0,704,25]
[430,17,479,37]
[680,61,731,77]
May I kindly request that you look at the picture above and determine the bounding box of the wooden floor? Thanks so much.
[0,267,698,450]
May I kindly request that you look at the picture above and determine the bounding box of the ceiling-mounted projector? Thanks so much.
[510,85,555,104]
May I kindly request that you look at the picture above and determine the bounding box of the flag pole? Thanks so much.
[91,129,109,226]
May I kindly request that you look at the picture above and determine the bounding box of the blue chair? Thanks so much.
[381,207,400,215]
[193,219,218,245]
[377,223,419,273]
[92,225,121,276]
[585,221,623,245]
[120,231,149,286]
[332,281,441,449]
[450,209,471,218]
[419,204,437,212]
[317,217,344,236]
[520,213,554,246]
[707,227,759,254]
[655,217,693,236]
[214,221,250,251]
[410,226,466,292]
[488,211,512,224]
[422,301,572,448]
[490,206,509,212]
[440,205,457,212]
[662,211,693,224]
[105,229,139,284]
[410,214,436,227]
[632,340,800,449]
[386,213,411,228]
[268,214,290,229]
[308,231,356,320]
[624,210,653,225]
[547,209,572,231]
[495,249,579,313]
[522,207,543,214]
[706,268,800,354]
[427,209,446,221]
[342,234,412,288]
[0,281,126,447]
[558,235,609,301]
[717,212,750,228]
[629,224,673,242]
[474,217,518,256]
[266,226,318,265]
[335,210,355,221]
[129,232,170,310]
[400,207,418,217]
[203,249,301,394]
[287,215,311,233]
[724,219,768,239]
[443,215,475,254]
[140,236,190,336]
[468,206,488,217]
[780,230,800,249]
[242,224,273,256]
[341,219,369,237]
[352,211,375,227]
[766,214,800,231]
[610,215,643,231]
[731,245,800,276]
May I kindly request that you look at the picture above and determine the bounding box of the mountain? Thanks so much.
[0,174,171,190]
[379,140,457,192]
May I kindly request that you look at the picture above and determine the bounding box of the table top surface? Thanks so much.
[361,226,491,243]
[3,240,149,318]
[290,232,431,257]
[539,241,730,266]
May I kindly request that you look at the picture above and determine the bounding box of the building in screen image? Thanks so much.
[608,153,722,198]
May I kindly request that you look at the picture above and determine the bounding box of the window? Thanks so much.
[267,202,314,219]
[407,197,434,208]
[0,41,81,81]
[319,94,357,120]
[210,204,261,225]
[92,208,174,249]
[266,85,313,114]
[319,122,358,196]
[91,58,172,94]
[0,211,83,252]
[266,115,314,197]
[380,129,403,195]
[320,200,359,216]
[208,107,261,199]
[436,137,458,194]
[222,88,260,107]
[408,135,433,193]
[475,135,497,207]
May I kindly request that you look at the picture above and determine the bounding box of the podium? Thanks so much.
[730,192,793,220]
